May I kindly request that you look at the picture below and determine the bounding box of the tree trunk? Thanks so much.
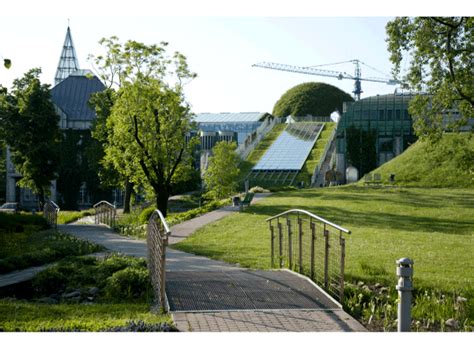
[37,187,45,211]
[155,189,169,217]
[123,179,133,214]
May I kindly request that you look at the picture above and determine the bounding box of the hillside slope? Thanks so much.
[367,133,473,188]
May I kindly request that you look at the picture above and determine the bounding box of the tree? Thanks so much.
[90,38,197,216]
[204,141,240,200]
[0,68,60,208]
[386,17,473,140]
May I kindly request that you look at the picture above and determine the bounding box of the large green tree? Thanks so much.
[386,17,473,140]
[0,68,60,208]
[204,141,240,200]
[90,38,197,216]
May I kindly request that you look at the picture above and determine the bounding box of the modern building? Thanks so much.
[335,93,417,179]
[194,112,272,148]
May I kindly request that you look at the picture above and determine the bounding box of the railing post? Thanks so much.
[339,232,345,302]
[270,221,275,268]
[396,258,414,332]
[310,221,315,280]
[324,226,329,290]
[278,221,283,268]
[298,216,303,273]
[287,217,293,270]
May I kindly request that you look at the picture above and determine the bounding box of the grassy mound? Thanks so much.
[366,133,473,188]
[272,82,353,118]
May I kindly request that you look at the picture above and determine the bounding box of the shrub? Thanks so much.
[104,267,152,302]
[138,206,155,225]
[0,213,48,232]
[249,186,270,193]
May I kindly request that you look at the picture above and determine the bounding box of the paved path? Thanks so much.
[0,196,366,332]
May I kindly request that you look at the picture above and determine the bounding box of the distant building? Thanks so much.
[5,26,106,209]
[335,93,417,179]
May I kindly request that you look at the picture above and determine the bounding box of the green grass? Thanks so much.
[0,300,172,332]
[237,123,286,184]
[57,209,95,225]
[365,133,473,188]
[295,122,336,186]
[172,186,473,330]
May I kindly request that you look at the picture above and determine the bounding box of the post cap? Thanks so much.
[396,257,413,266]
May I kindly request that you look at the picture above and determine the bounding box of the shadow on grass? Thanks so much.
[244,203,473,236]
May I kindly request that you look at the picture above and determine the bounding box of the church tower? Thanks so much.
[54,26,80,86]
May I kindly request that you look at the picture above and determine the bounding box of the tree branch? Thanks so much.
[165,147,184,186]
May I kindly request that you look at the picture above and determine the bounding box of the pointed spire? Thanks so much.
[54,26,80,86]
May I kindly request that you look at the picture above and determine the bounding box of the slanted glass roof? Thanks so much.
[194,112,267,123]
[253,123,323,171]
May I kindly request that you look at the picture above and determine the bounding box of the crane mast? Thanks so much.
[252,60,399,100]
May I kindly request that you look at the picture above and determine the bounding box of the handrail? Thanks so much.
[43,200,60,229]
[147,209,170,312]
[266,208,351,234]
[149,209,171,234]
[93,200,115,209]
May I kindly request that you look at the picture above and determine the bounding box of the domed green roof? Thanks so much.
[272,82,354,118]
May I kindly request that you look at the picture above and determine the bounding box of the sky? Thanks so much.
[0,1,470,115]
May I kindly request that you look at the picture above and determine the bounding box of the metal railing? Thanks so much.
[43,201,60,229]
[93,200,116,227]
[147,209,170,312]
[266,209,350,302]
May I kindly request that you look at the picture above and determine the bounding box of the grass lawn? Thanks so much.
[173,186,473,330]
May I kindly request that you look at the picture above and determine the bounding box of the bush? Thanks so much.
[104,267,151,302]
[0,213,48,232]
[138,206,155,225]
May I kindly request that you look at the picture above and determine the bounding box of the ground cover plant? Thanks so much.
[0,255,174,332]
[172,186,474,331]
[0,213,103,274]
[294,122,336,186]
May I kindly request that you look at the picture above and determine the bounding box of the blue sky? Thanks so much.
[1,2,468,115]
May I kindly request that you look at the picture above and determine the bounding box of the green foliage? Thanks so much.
[0,68,61,206]
[346,125,377,176]
[386,17,474,140]
[0,228,103,274]
[272,82,353,118]
[0,141,6,203]
[138,206,155,224]
[166,198,230,227]
[3,59,11,69]
[204,141,240,200]
[0,212,48,232]
[104,267,151,302]
[366,133,474,187]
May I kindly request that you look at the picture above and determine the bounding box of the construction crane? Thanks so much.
[252,59,400,101]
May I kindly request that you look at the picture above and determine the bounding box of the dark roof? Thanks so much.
[51,72,105,121]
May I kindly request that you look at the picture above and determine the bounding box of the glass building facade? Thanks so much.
[335,94,417,174]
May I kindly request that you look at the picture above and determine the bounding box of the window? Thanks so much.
[379,110,385,121]
[387,110,393,121]
[395,110,401,120]
[404,110,410,120]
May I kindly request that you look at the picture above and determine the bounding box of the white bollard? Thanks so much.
[396,257,414,332]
